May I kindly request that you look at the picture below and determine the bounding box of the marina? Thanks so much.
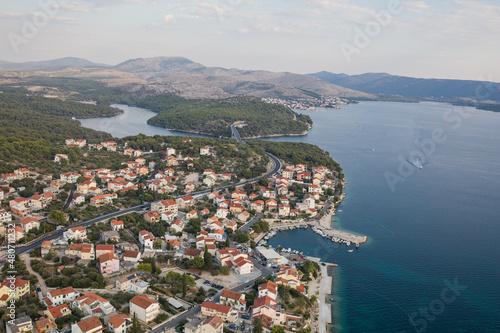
[257,223,367,248]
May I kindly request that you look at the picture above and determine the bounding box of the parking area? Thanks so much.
[225,313,253,333]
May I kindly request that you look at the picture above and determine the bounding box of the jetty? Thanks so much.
[319,262,333,333]
[317,227,368,244]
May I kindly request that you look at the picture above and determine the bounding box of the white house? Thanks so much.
[107,313,132,333]
[48,286,80,306]
[63,226,87,241]
[129,294,160,323]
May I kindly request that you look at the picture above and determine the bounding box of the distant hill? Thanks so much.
[113,56,375,100]
[309,72,500,102]
[0,57,110,71]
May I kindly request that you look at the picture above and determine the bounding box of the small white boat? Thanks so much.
[348,250,354,253]
[346,241,351,246]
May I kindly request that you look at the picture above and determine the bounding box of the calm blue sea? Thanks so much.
[80,101,500,332]
[264,102,500,333]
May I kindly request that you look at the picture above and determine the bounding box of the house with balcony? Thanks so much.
[129,294,159,323]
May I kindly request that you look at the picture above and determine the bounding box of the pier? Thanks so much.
[317,227,368,244]
[319,262,333,333]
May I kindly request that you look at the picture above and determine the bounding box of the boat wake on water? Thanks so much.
[408,157,427,169]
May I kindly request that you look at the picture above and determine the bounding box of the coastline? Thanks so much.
[147,122,311,139]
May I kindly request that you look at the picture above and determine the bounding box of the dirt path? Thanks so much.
[21,253,48,296]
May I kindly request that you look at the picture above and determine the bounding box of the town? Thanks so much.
[261,97,350,111]
[0,134,343,333]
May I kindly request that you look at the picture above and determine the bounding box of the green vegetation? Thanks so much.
[143,95,311,138]
[31,259,106,288]
[250,141,343,176]
[252,220,270,234]
[278,284,314,318]
[0,93,114,164]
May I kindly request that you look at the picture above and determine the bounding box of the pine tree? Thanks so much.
[204,246,213,270]
[130,313,143,333]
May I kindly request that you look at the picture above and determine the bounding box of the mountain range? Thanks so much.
[309,72,500,102]
[1,56,499,103]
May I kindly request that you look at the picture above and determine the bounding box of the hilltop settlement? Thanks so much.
[0,133,343,333]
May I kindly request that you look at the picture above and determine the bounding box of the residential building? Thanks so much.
[139,230,154,250]
[170,219,185,233]
[35,317,57,333]
[18,217,40,233]
[238,211,250,222]
[66,243,95,260]
[183,248,203,259]
[116,274,150,293]
[44,304,71,321]
[96,244,115,258]
[216,248,254,275]
[144,210,161,223]
[101,230,121,243]
[258,281,278,300]
[71,316,105,333]
[201,302,237,322]
[220,290,246,311]
[110,219,124,231]
[99,253,120,274]
[73,292,116,316]
[185,316,224,333]
[151,199,178,216]
[129,294,160,323]
[90,193,117,207]
[5,313,32,333]
[0,277,30,306]
[275,266,306,293]
[107,313,132,333]
[176,195,194,210]
[63,226,87,241]
[47,286,80,306]
[123,250,141,262]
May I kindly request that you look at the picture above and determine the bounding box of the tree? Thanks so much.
[192,256,204,269]
[272,326,285,333]
[182,273,188,298]
[137,263,152,273]
[204,248,213,270]
[50,210,66,225]
[253,318,263,333]
[130,314,143,333]
[220,266,230,275]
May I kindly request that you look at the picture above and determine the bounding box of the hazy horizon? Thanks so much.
[1,0,499,82]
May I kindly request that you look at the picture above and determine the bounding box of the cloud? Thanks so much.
[0,11,79,25]
[397,0,500,44]
[164,14,175,22]
[403,1,430,13]
[59,1,102,13]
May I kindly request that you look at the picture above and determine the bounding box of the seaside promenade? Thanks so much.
[319,263,333,333]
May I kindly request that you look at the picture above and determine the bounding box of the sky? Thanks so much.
[1,0,499,81]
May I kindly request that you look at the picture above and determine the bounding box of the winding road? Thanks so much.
[2,126,281,261]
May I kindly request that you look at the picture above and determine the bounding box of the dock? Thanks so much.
[319,263,333,333]
[320,228,368,244]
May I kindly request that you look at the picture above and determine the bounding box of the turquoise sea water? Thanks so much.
[80,101,500,332]
[264,102,500,333]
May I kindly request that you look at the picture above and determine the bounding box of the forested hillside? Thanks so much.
[143,95,312,138]
[0,94,114,163]
[250,141,343,176]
